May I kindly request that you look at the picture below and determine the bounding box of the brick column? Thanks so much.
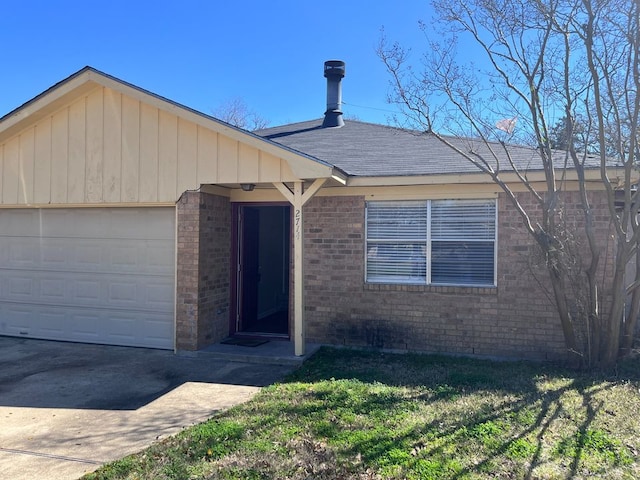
[175,191,231,350]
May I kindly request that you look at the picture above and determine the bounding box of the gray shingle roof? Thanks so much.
[257,119,603,178]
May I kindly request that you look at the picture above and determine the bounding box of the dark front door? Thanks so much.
[240,207,260,328]
[237,205,290,336]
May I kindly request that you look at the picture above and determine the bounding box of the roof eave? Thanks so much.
[346,167,627,187]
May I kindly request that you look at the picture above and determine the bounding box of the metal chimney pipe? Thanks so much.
[322,60,346,128]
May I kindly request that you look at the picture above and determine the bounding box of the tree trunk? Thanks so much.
[548,264,582,366]
[601,257,627,367]
[620,248,640,357]
[620,285,640,357]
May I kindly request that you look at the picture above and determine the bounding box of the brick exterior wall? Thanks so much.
[303,191,614,361]
[175,191,231,350]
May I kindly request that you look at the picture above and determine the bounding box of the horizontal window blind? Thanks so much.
[431,241,495,285]
[431,200,496,286]
[430,200,496,241]
[366,202,428,283]
[365,199,496,286]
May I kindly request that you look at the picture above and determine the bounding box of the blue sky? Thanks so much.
[1,1,434,127]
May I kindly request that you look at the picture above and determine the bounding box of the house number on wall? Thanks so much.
[295,208,301,240]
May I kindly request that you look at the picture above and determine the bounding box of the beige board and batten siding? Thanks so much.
[0,85,300,206]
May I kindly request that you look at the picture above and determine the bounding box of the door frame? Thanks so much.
[229,202,291,338]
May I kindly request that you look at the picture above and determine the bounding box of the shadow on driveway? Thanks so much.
[0,336,296,480]
[0,336,293,410]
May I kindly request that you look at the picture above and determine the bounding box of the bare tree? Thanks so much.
[379,0,640,367]
[212,97,269,131]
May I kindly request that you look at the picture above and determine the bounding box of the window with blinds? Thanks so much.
[366,201,428,283]
[365,199,496,286]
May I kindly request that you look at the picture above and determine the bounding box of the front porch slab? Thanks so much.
[191,341,322,366]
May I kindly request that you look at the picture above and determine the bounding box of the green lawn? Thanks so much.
[84,347,640,479]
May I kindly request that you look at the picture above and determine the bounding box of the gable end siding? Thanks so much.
[0,87,299,206]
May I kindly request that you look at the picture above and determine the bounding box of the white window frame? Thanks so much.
[365,199,498,287]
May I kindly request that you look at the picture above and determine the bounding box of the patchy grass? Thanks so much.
[84,347,640,479]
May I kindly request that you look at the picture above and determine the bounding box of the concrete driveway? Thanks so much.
[0,337,296,480]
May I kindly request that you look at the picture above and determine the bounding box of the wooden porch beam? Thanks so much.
[301,178,328,206]
[274,178,328,356]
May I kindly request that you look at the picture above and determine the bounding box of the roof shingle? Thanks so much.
[257,119,603,177]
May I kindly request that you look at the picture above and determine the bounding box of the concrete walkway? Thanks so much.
[0,337,299,480]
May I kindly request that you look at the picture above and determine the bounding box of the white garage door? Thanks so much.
[0,208,175,349]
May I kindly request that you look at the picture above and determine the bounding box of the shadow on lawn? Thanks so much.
[281,347,639,479]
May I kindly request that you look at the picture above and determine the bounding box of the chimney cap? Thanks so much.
[324,60,346,78]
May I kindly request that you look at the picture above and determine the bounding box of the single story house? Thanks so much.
[0,62,616,360]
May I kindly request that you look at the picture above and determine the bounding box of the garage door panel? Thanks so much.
[39,311,69,337]
[0,302,174,349]
[2,237,175,275]
[0,305,33,336]
[108,241,174,273]
[105,314,137,337]
[146,281,175,309]
[70,313,103,341]
[2,271,174,311]
[0,208,175,239]
[144,244,175,271]
[75,245,105,270]
[0,208,175,349]
[110,245,140,270]
[41,278,66,300]
[0,210,40,234]
[6,275,35,298]
[42,244,68,266]
[101,312,173,348]
[138,314,175,347]
[0,272,33,300]
[109,281,139,303]
[8,242,39,266]
[109,210,170,238]
[75,279,102,302]
[104,312,173,348]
